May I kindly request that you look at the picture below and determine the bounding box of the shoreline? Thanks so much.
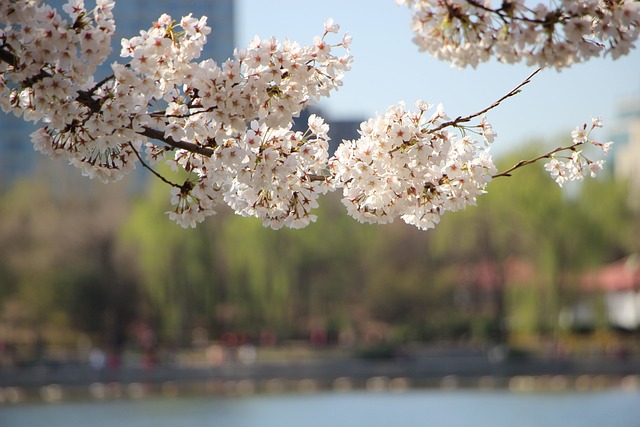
[2,355,640,403]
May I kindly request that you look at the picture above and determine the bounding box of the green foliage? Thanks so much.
[120,173,221,344]
[0,160,139,350]
[0,140,635,352]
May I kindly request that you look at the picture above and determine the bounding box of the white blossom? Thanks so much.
[0,1,619,231]
[330,102,496,230]
[0,2,353,228]
[544,118,613,187]
[399,0,640,69]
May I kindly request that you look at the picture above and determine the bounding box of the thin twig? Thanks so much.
[149,104,218,119]
[463,0,549,25]
[128,142,182,188]
[492,142,579,178]
[87,73,116,94]
[427,68,543,135]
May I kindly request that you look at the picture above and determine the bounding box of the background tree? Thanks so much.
[0,158,137,360]
[0,0,638,360]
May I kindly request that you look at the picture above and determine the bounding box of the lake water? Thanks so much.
[1,390,639,427]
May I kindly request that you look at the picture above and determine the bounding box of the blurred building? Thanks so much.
[0,117,37,188]
[294,108,363,155]
[582,255,640,331]
[610,95,640,207]
[0,0,235,188]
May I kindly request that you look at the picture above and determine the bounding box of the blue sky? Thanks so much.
[236,0,640,155]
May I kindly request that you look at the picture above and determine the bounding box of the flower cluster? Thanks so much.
[0,2,352,228]
[0,0,114,89]
[168,115,332,229]
[133,15,352,148]
[0,1,619,231]
[145,16,352,228]
[329,101,497,230]
[398,0,640,69]
[0,0,149,181]
[544,118,612,187]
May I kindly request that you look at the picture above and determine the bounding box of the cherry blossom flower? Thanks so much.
[0,1,619,230]
[398,0,640,69]
[544,118,612,187]
[330,102,496,230]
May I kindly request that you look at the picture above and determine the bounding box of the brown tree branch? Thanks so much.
[462,0,551,25]
[0,45,216,158]
[128,142,182,188]
[427,68,542,135]
[492,142,579,178]
[0,45,17,67]
[140,127,214,157]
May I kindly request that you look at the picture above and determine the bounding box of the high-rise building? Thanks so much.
[611,95,640,208]
[0,0,235,187]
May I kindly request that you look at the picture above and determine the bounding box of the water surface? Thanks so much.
[1,390,638,427]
